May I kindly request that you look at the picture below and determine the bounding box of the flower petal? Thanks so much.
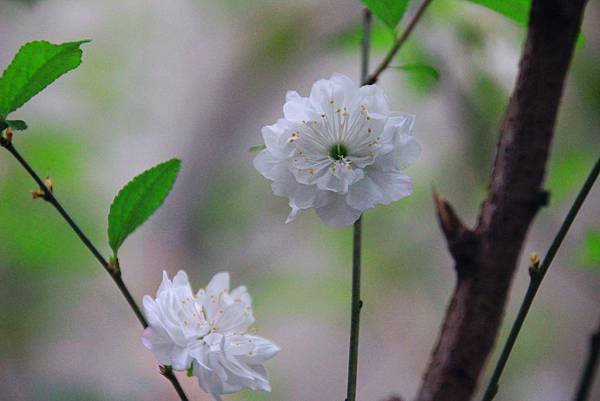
[207,272,230,296]
[358,84,390,115]
[346,176,383,210]
[242,335,281,364]
[283,91,319,122]
[367,169,413,204]
[253,150,290,181]
[309,73,361,112]
[314,192,362,227]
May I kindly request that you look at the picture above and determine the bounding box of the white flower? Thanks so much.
[142,271,280,401]
[254,73,421,227]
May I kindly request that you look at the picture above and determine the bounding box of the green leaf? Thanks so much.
[0,40,89,118]
[0,119,27,131]
[394,63,439,81]
[464,1,585,46]
[108,159,181,255]
[186,367,194,377]
[5,120,28,130]
[464,0,531,25]
[249,144,266,152]
[361,0,410,31]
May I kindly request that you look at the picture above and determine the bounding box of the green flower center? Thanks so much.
[328,143,349,161]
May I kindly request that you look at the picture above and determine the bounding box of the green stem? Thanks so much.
[573,318,600,401]
[481,155,600,401]
[0,138,189,401]
[346,216,363,401]
[346,9,371,401]
[364,0,434,85]
[360,9,372,86]
[161,365,191,401]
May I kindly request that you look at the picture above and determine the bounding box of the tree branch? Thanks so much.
[416,1,590,400]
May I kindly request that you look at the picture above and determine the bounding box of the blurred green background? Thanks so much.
[0,0,598,400]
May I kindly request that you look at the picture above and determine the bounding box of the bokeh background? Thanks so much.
[0,0,598,400]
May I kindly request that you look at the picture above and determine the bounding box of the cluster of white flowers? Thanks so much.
[254,73,421,227]
[142,271,280,401]
[142,74,420,400]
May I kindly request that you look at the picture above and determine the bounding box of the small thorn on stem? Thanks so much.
[44,176,53,192]
[108,255,121,276]
[5,127,13,143]
[31,189,45,199]
[31,176,53,201]
[432,188,479,273]
[528,252,541,277]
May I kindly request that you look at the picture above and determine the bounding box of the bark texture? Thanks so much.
[416,1,589,400]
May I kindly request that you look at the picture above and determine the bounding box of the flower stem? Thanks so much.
[0,138,189,401]
[481,155,600,401]
[364,0,434,86]
[161,365,191,401]
[573,317,600,401]
[346,216,363,401]
[346,9,371,401]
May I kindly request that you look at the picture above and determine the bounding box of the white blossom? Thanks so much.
[254,73,421,227]
[142,271,280,401]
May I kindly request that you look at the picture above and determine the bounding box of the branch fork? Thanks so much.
[418,1,590,400]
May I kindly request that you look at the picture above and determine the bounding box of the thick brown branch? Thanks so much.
[417,1,589,400]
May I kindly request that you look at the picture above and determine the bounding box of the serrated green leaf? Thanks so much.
[465,0,531,25]
[361,0,410,31]
[6,120,28,130]
[108,159,181,255]
[0,40,89,118]
[394,63,439,81]
[249,144,266,153]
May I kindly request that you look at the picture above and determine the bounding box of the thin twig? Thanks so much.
[345,9,370,401]
[0,137,189,401]
[481,155,600,401]
[364,0,434,85]
[161,365,191,401]
[573,318,600,401]
[359,9,372,85]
